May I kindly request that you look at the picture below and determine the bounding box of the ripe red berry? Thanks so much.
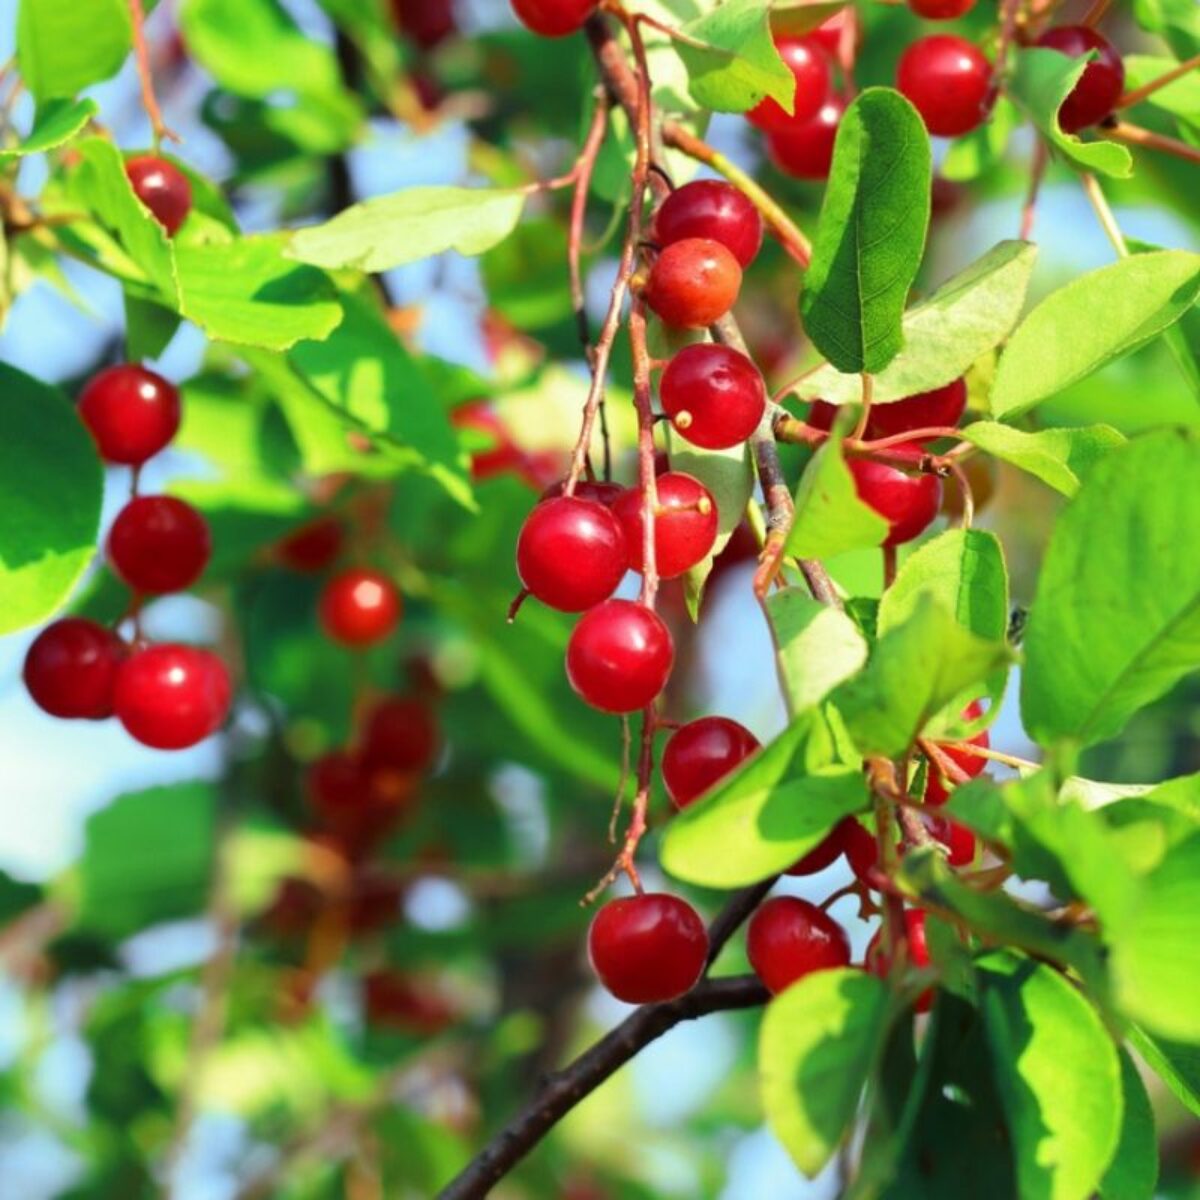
[655,180,764,269]
[841,816,881,883]
[924,700,989,805]
[765,97,844,180]
[113,643,231,749]
[364,969,455,1035]
[308,751,370,827]
[928,814,977,866]
[565,599,674,714]
[848,457,942,547]
[612,472,719,579]
[390,0,455,48]
[541,478,623,507]
[108,495,212,594]
[909,0,976,18]
[23,618,126,719]
[510,0,596,37]
[277,516,344,572]
[125,155,192,236]
[662,717,760,809]
[748,35,832,130]
[866,909,932,1011]
[785,826,845,876]
[1036,26,1125,132]
[77,364,181,466]
[588,892,708,1003]
[361,697,440,773]
[516,496,627,611]
[808,378,967,443]
[660,344,766,450]
[810,9,853,57]
[747,896,851,994]
[318,568,402,646]
[896,35,993,137]
[644,238,742,329]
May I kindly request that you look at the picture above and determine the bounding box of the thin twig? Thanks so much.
[1079,172,1129,258]
[1117,53,1200,110]
[128,0,179,147]
[1103,119,1200,167]
[1020,138,1048,241]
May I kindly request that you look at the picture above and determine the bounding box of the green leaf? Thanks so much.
[675,0,794,114]
[800,88,931,375]
[834,596,1011,758]
[660,714,867,887]
[1122,55,1200,124]
[1133,0,1200,58]
[878,529,1008,643]
[1100,1049,1158,1200]
[760,968,892,1176]
[1107,832,1200,1041]
[770,1,847,36]
[288,187,527,273]
[796,242,1037,408]
[0,97,97,160]
[1008,48,1133,179]
[1021,429,1200,747]
[786,431,891,559]
[942,96,1020,183]
[17,0,131,102]
[960,422,1126,497]
[79,784,217,939]
[766,588,868,713]
[176,235,343,350]
[124,291,182,363]
[992,251,1200,419]
[977,952,1122,1200]
[1128,1026,1200,1117]
[0,363,102,634]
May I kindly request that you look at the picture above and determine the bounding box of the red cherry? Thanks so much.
[540,478,623,507]
[308,750,370,824]
[260,876,323,938]
[644,238,742,329]
[364,969,455,1034]
[108,496,212,594]
[785,826,845,876]
[390,0,455,48]
[655,180,764,269]
[349,870,406,932]
[810,9,854,57]
[1036,26,1125,133]
[516,496,628,611]
[23,618,126,719]
[77,365,181,466]
[848,457,942,547]
[928,814,977,866]
[125,155,192,236]
[318,568,402,646]
[808,378,967,443]
[660,344,766,450]
[909,0,976,18]
[612,472,719,579]
[565,599,674,714]
[510,0,596,37]
[747,896,851,994]
[924,700,989,805]
[361,697,440,773]
[748,35,832,130]
[662,717,760,809]
[765,97,844,180]
[841,816,881,883]
[277,516,344,572]
[588,892,708,1003]
[896,36,994,137]
[113,643,231,749]
[866,909,932,1011]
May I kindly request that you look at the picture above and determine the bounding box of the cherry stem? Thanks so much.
[1103,119,1200,168]
[1116,53,1200,110]
[505,587,530,624]
[608,714,632,843]
[127,0,179,149]
[938,740,1041,772]
[1081,0,1113,26]
[948,459,975,529]
[1020,138,1049,241]
[882,544,898,589]
[1079,171,1129,258]
[919,738,974,787]
[851,372,874,442]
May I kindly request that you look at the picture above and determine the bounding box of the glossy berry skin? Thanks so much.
[565,599,674,714]
[848,458,942,547]
[765,98,844,180]
[909,0,976,18]
[588,893,708,1003]
[113,644,231,749]
[23,618,126,719]
[541,478,623,507]
[125,155,192,235]
[318,568,402,646]
[660,344,766,450]
[842,817,882,884]
[662,717,760,809]
[361,697,440,773]
[516,496,627,611]
[924,699,989,805]
[785,826,845,876]
[928,814,977,866]
[748,36,832,131]
[808,378,967,443]
[613,472,719,579]
[108,496,212,594]
[747,896,851,994]
[644,238,742,329]
[655,180,763,268]
[510,0,596,37]
[78,365,181,466]
[811,9,853,57]
[390,0,455,48]
[277,516,344,572]
[1036,26,1125,132]
[897,36,993,137]
[867,909,932,1011]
